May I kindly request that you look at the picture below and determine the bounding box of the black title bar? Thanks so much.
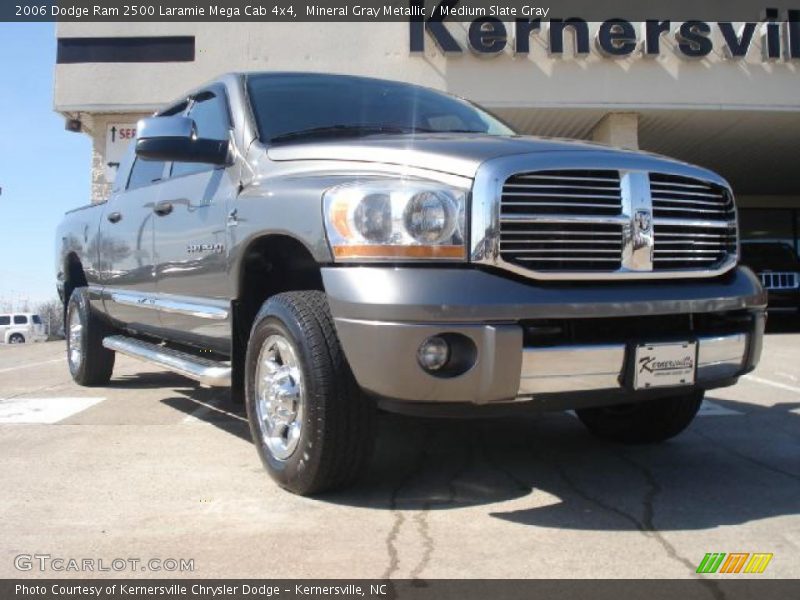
[4,580,800,600]
[2,0,799,22]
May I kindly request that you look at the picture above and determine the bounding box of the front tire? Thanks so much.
[66,287,115,386]
[576,390,704,444]
[8,333,25,344]
[245,291,375,495]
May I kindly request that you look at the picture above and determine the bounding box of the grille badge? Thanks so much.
[634,210,652,233]
[621,171,654,272]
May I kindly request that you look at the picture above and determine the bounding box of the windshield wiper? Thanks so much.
[270,125,422,144]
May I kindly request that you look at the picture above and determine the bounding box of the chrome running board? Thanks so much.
[102,335,231,387]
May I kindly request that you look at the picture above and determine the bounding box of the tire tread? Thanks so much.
[247,291,374,495]
[67,287,115,386]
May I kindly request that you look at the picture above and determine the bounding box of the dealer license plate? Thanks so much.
[633,341,697,390]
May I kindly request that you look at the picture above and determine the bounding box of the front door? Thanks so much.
[152,89,235,354]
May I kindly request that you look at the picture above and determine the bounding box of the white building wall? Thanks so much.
[55,22,800,113]
[53,22,800,203]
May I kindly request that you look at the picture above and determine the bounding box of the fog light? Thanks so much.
[417,336,450,372]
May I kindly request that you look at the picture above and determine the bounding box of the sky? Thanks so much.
[0,23,92,309]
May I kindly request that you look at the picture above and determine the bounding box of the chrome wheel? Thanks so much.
[254,334,305,460]
[68,306,83,370]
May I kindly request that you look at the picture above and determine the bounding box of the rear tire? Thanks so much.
[66,287,115,386]
[8,333,25,344]
[245,291,375,495]
[576,390,704,444]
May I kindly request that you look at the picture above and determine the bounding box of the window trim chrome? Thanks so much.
[470,152,738,281]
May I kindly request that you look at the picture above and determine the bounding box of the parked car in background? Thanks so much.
[740,241,800,312]
[0,313,47,344]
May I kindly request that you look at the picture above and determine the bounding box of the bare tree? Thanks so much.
[35,298,64,338]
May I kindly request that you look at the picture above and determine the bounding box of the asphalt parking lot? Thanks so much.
[0,316,798,580]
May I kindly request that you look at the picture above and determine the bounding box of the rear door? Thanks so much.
[99,143,167,332]
[0,315,9,340]
[100,102,188,333]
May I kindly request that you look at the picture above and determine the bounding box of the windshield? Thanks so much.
[246,73,515,144]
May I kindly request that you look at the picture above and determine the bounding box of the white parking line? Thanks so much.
[0,358,64,375]
[182,399,245,424]
[776,371,799,382]
[566,400,745,418]
[697,400,743,417]
[744,375,800,395]
[0,397,105,424]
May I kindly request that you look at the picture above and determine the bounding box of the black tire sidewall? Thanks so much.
[66,287,114,386]
[9,334,24,344]
[245,302,326,492]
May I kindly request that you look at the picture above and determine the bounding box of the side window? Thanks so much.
[127,157,166,190]
[13,315,27,325]
[0,316,9,326]
[125,101,188,190]
[171,93,229,179]
[32,315,42,325]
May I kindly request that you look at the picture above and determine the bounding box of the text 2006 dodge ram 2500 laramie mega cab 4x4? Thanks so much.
[57,73,766,495]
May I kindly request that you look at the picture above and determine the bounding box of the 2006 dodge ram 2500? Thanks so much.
[57,73,766,495]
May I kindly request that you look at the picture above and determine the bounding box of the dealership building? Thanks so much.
[53,19,800,252]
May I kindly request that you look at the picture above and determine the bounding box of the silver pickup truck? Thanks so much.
[56,72,766,495]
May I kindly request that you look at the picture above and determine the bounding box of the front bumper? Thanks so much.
[323,266,766,407]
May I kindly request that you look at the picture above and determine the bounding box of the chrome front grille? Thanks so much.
[499,170,623,271]
[502,170,622,216]
[760,272,799,290]
[494,168,737,278]
[500,221,623,271]
[650,174,737,270]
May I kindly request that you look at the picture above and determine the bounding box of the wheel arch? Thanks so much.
[7,331,26,344]
[62,253,88,304]
[234,233,324,337]
[230,234,325,397]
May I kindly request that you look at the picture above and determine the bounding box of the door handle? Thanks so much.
[154,202,173,216]
[107,211,122,224]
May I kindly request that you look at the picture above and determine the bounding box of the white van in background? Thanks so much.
[0,313,47,344]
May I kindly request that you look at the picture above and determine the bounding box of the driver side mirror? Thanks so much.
[135,116,231,166]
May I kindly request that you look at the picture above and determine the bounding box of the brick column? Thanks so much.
[590,112,640,150]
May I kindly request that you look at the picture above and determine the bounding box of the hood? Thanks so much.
[266,134,652,179]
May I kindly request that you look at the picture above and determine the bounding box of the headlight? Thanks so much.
[323,180,467,260]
